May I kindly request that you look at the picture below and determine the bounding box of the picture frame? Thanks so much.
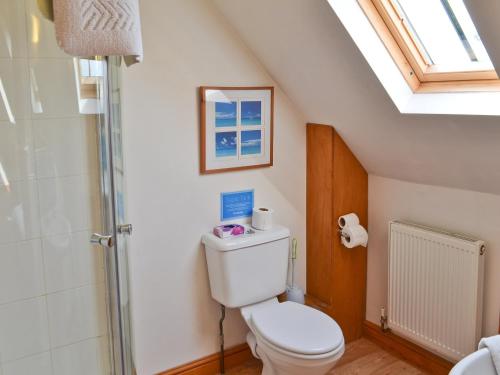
[200,86,274,174]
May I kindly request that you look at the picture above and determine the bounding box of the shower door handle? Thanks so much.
[90,233,114,248]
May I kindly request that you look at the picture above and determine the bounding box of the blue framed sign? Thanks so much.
[220,189,254,221]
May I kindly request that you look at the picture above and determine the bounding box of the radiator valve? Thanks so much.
[380,307,389,332]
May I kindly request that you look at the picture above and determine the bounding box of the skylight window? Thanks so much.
[358,0,500,92]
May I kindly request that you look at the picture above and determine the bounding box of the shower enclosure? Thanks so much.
[0,1,133,374]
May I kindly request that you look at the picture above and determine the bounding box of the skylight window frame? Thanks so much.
[358,0,500,93]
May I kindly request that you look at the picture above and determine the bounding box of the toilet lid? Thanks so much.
[250,301,344,355]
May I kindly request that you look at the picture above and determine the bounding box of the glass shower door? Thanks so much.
[98,56,134,375]
[0,1,132,374]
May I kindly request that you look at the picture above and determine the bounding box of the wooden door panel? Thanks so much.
[332,132,368,342]
[306,125,334,309]
[306,124,368,343]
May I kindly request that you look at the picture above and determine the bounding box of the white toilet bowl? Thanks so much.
[241,299,345,375]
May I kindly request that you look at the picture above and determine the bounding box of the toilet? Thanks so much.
[202,225,345,375]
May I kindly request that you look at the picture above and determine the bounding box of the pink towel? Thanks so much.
[53,0,143,65]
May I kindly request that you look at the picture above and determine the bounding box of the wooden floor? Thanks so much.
[226,338,427,375]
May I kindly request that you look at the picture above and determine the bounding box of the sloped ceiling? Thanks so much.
[214,0,500,195]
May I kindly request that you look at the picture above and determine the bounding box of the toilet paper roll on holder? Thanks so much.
[338,224,368,248]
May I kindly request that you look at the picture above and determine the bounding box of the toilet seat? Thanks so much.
[250,301,344,356]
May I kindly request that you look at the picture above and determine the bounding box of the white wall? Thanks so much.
[212,1,500,343]
[367,175,500,337]
[121,2,500,373]
[121,1,306,373]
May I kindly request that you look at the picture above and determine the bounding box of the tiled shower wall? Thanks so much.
[0,1,109,374]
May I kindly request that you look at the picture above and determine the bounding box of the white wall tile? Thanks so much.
[0,0,27,58]
[47,284,107,347]
[81,116,100,177]
[0,1,111,370]
[0,59,30,122]
[43,231,104,293]
[0,179,40,245]
[52,337,109,375]
[97,336,111,375]
[24,0,69,59]
[28,59,79,118]
[0,120,35,183]
[33,117,85,178]
[0,239,44,304]
[37,175,91,236]
[0,297,50,362]
[2,352,52,375]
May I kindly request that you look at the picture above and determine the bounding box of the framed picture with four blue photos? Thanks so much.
[199,86,274,174]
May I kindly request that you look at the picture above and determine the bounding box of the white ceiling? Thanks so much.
[214,0,500,195]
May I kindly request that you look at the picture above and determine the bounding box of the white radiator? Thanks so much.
[388,221,485,362]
